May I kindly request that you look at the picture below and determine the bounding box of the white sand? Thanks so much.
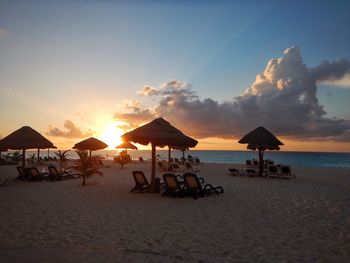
[0,161,349,262]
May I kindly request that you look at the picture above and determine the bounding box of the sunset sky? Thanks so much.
[0,1,349,152]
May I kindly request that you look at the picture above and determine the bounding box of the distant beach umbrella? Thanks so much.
[239,126,283,176]
[121,118,197,192]
[116,141,138,153]
[0,126,56,167]
[73,137,108,157]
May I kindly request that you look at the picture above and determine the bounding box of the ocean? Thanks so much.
[20,149,350,168]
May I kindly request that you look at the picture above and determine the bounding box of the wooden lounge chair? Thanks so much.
[279,165,296,179]
[243,168,258,177]
[267,165,279,178]
[16,166,29,181]
[183,173,224,199]
[162,173,185,197]
[131,171,150,193]
[228,168,240,176]
[48,166,79,181]
[185,162,199,172]
[27,167,48,181]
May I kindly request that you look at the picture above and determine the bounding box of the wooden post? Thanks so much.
[37,148,40,164]
[258,148,264,176]
[168,146,171,171]
[149,143,157,193]
[22,148,25,167]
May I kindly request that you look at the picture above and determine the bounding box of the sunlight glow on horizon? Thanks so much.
[98,121,124,150]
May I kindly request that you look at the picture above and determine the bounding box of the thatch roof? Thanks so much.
[238,126,283,150]
[116,141,138,150]
[73,137,108,151]
[121,118,198,148]
[0,126,55,150]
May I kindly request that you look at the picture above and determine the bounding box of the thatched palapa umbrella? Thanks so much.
[121,118,198,192]
[0,126,55,167]
[73,137,108,157]
[238,126,283,176]
[116,141,138,153]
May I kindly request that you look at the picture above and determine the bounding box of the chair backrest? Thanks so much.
[280,166,291,174]
[132,171,149,186]
[183,173,202,190]
[246,160,252,165]
[252,159,258,166]
[48,166,59,176]
[185,162,192,169]
[194,158,200,164]
[163,173,180,190]
[139,157,144,162]
[17,166,25,176]
[28,167,41,178]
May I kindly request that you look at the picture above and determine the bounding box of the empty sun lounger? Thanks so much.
[228,168,240,176]
[267,165,279,178]
[279,165,296,179]
[183,173,224,199]
[162,173,185,198]
[48,166,79,181]
[131,171,150,193]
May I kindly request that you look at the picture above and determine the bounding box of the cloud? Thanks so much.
[115,47,350,141]
[46,120,94,138]
[137,86,160,96]
[0,29,9,38]
[322,73,350,88]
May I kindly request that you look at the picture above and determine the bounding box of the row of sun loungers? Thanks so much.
[131,171,223,199]
[157,160,200,173]
[229,164,296,179]
[15,166,80,182]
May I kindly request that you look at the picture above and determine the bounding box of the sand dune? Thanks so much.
[0,161,349,262]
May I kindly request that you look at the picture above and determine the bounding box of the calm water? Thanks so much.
[21,149,350,168]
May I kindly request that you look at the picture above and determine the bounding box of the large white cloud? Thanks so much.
[116,47,350,141]
[46,120,93,138]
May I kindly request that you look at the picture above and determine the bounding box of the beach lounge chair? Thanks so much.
[138,157,144,162]
[183,173,224,199]
[267,165,279,178]
[162,173,185,197]
[16,166,29,181]
[243,168,258,177]
[48,166,79,181]
[168,162,183,172]
[27,167,48,181]
[194,157,201,166]
[245,160,253,168]
[279,165,296,179]
[185,161,199,172]
[228,168,240,176]
[131,171,150,193]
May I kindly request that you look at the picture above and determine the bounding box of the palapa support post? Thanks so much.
[22,148,25,167]
[37,148,40,164]
[168,146,171,171]
[149,143,159,193]
[258,147,264,177]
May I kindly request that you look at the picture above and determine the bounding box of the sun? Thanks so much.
[99,122,124,149]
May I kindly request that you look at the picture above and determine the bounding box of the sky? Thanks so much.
[0,0,350,152]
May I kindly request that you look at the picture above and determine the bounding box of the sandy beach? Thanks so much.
[0,161,349,262]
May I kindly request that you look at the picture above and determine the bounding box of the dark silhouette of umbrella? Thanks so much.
[73,137,108,157]
[239,126,283,176]
[0,126,55,167]
[116,141,138,153]
[121,118,197,192]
